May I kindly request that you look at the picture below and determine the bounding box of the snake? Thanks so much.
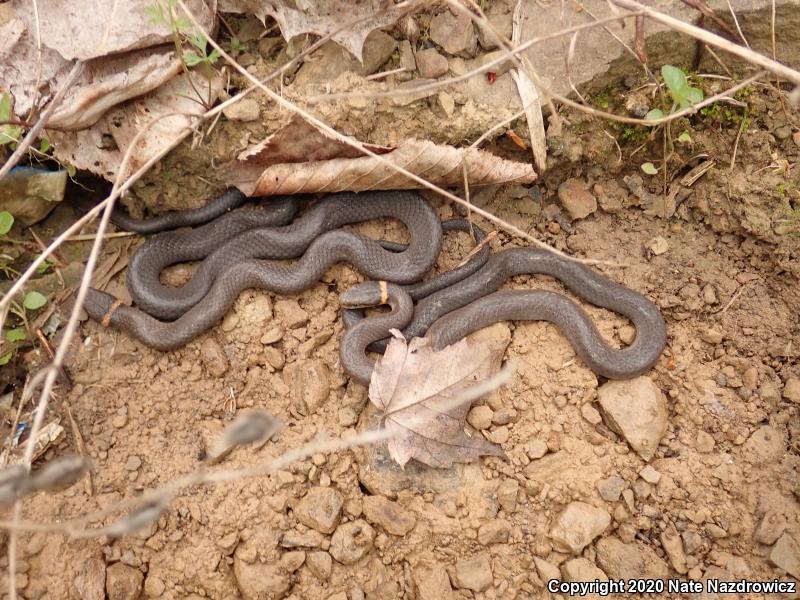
[83,190,449,349]
[339,248,667,385]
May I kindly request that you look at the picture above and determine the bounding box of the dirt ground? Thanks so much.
[2,23,800,600]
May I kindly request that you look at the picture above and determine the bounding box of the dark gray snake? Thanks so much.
[340,248,667,385]
[86,190,458,349]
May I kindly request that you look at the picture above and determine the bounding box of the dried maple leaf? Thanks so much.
[368,326,511,469]
[229,115,537,195]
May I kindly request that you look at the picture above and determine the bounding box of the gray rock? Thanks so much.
[105,563,143,600]
[549,502,611,554]
[294,486,343,534]
[329,520,375,565]
[596,475,626,502]
[452,554,492,592]
[429,9,477,57]
[361,30,397,75]
[74,557,105,600]
[416,48,449,79]
[597,377,668,461]
[398,40,415,72]
[476,8,513,50]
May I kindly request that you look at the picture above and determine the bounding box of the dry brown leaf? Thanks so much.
[368,329,509,469]
[229,115,537,195]
[50,70,222,179]
[219,0,416,61]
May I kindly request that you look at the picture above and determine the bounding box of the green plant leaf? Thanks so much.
[144,5,164,24]
[66,164,77,178]
[0,351,11,366]
[661,65,687,94]
[39,137,51,152]
[5,328,26,342]
[183,51,202,67]
[641,162,659,175]
[685,86,704,104]
[36,260,53,274]
[677,131,692,143]
[23,291,47,310]
[0,92,12,121]
[0,211,13,236]
[187,33,207,52]
[644,108,664,122]
[207,48,220,64]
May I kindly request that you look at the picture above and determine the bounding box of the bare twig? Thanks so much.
[725,0,750,49]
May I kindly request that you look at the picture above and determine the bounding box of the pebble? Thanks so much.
[694,430,715,453]
[111,414,128,429]
[260,327,283,345]
[280,530,325,549]
[477,519,511,545]
[105,563,143,600]
[705,523,727,539]
[414,564,453,600]
[415,48,448,79]
[280,551,306,573]
[467,405,493,430]
[338,407,358,427]
[124,455,141,471]
[362,495,416,536]
[597,476,626,502]
[263,347,285,370]
[534,557,561,583]
[199,337,229,377]
[702,284,718,304]
[283,359,330,415]
[562,557,608,585]
[329,520,375,565]
[754,511,786,545]
[451,554,493,592]
[580,403,602,425]
[306,551,332,581]
[74,557,106,600]
[558,179,598,220]
[525,439,548,460]
[492,407,516,426]
[646,236,669,255]
[497,478,519,512]
[294,487,343,534]
[360,30,397,75]
[143,575,165,598]
[597,377,668,461]
[769,533,800,579]
[429,9,477,57]
[743,425,786,464]
[274,299,308,329]
[701,327,724,344]
[617,325,636,345]
[638,465,661,484]
[223,98,260,122]
[549,501,611,554]
[595,537,668,579]
[398,40,415,72]
[233,546,291,600]
[783,377,800,403]
[487,426,509,444]
[660,526,688,574]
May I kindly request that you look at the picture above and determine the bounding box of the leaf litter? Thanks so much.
[368,325,512,468]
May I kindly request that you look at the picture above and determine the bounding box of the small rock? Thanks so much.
[467,405,493,430]
[702,284,718,304]
[143,574,165,598]
[74,557,106,600]
[705,523,727,539]
[793,130,800,147]
[362,495,416,536]
[618,325,636,345]
[260,327,283,345]
[633,479,651,499]
[742,425,786,464]
[754,511,786,545]
[701,327,723,344]
[769,533,800,579]
[294,487,343,534]
[496,478,519,512]
[415,48,448,78]
[105,563,143,600]
[492,407,516,426]
[646,236,669,255]
[487,425,509,444]
[562,557,608,585]
[595,537,668,579]
[233,545,291,600]
[597,377,668,461]
[223,98,260,122]
[263,347,285,370]
[306,551,333,580]
[581,403,602,425]
[338,407,358,427]
[476,11,512,50]
[124,455,141,471]
[597,476,626,502]
[280,551,306,572]
[361,30,397,75]
[280,530,325,548]
[660,525,688,574]
[451,554,492,592]
[694,430,715,453]
[329,520,375,565]
[478,519,511,545]
[284,359,330,415]
[437,91,455,117]
[638,465,661,484]
[534,557,561,583]
[274,299,308,328]
[111,414,128,429]
[783,377,800,403]
[414,564,453,600]
[526,439,548,459]
[200,337,228,377]
[549,502,611,554]
[429,9,477,57]
[398,40,415,72]
[558,179,597,220]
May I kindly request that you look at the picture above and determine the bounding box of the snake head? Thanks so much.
[341,281,389,308]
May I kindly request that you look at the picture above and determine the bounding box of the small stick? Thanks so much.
[366,67,407,81]
[64,403,93,496]
[35,330,72,389]
[65,232,137,242]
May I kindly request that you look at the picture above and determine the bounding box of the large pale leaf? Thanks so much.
[229,115,537,196]
[369,325,511,469]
